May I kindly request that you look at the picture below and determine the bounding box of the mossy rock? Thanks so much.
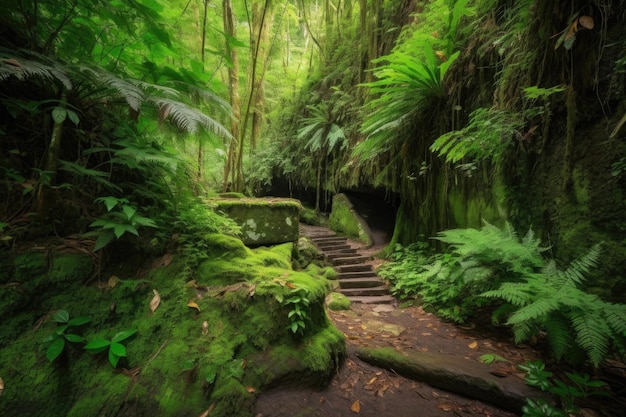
[0,239,345,417]
[326,292,351,311]
[328,193,372,246]
[299,206,320,226]
[295,237,324,268]
[213,197,301,246]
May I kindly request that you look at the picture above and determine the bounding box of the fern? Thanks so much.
[0,48,73,90]
[431,107,524,163]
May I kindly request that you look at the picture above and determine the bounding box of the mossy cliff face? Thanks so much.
[212,197,301,246]
[328,193,373,245]
[0,236,345,417]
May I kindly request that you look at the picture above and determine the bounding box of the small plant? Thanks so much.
[479,353,510,364]
[518,360,608,417]
[86,196,157,251]
[84,329,137,367]
[282,287,311,337]
[42,309,91,362]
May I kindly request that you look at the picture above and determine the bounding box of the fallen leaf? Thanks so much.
[202,321,209,336]
[286,282,297,289]
[108,276,119,288]
[376,383,390,397]
[468,341,478,349]
[350,399,361,413]
[197,403,215,417]
[367,377,378,385]
[187,300,201,312]
[438,404,455,411]
[150,289,161,313]
[185,280,197,288]
[0,376,4,396]
[246,386,256,393]
[578,15,594,30]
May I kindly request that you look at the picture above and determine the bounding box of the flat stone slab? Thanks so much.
[356,346,547,413]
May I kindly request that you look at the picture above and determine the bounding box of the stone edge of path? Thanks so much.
[356,346,549,414]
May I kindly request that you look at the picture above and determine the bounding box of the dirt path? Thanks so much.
[254,226,543,416]
[255,301,542,417]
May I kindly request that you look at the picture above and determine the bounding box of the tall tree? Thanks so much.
[222,0,242,191]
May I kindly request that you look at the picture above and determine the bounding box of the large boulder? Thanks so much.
[212,197,301,246]
[328,193,373,246]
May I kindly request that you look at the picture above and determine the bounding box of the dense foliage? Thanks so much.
[379,221,626,366]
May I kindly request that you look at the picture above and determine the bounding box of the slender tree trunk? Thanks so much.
[249,0,273,150]
[222,0,241,192]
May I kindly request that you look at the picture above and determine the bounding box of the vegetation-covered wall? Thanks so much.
[262,0,626,298]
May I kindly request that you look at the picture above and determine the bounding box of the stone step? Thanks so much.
[323,249,358,259]
[348,295,396,305]
[340,286,389,297]
[312,236,348,244]
[339,277,387,289]
[338,271,378,279]
[316,244,351,251]
[331,256,369,266]
[337,264,373,273]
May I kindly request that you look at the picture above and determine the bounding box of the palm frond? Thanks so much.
[153,97,232,138]
[0,50,73,90]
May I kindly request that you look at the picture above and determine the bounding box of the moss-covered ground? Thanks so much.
[0,235,345,417]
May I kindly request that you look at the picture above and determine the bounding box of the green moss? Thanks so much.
[326,292,351,310]
[322,267,338,280]
[48,253,93,285]
[328,194,372,245]
[300,206,320,225]
[200,233,250,259]
[13,251,47,282]
[219,192,246,199]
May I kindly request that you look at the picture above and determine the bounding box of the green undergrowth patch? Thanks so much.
[0,235,345,417]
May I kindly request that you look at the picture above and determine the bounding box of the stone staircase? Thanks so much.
[305,230,395,305]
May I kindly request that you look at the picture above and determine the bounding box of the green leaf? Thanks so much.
[122,205,137,220]
[110,342,127,358]
[67,316,91,327]
[53,309,70,323]
[112,329,137,343]
[46,337,66,361]
[84,339,111,352]
[94,230,116,251]
[108,349,121,367]
[64,333,84,343]
[66,109,80,125]
[52,107,67,124]
[96,196,121,212]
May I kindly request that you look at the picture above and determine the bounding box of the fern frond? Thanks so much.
[0,50,73,90]
[571,310,610,367]
[82,67,144,111]
[603,303,626,336]
[153,98,232,138]
[544,313,575,361]
[556,244,601,288]
[481,282,534,306]
[507,297,560,325]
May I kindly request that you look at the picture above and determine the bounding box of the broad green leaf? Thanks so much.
[96,196,120,212]
[68,316,91,327]
[110,342,127,358]
[94,230,116,251]
[52,107,67,124]
[112,329,137,343]
[53,309,70,323]
[64,333,84,343]
[46,337,65,362]
[122,205,137,220]
[109,349,121,367]
[84,339,111,352]
[66,109,80,126]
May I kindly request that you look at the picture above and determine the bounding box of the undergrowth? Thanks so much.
[380,221,626,366]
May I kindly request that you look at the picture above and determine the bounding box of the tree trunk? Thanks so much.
[222,0,241,192]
